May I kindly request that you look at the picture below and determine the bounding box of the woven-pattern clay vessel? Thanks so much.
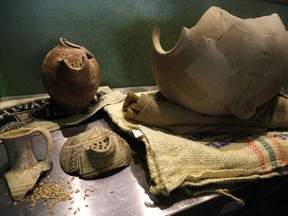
[152,6,288,119]
[60,126,132,179]
[0,128,52,201]
[42,38,101,114]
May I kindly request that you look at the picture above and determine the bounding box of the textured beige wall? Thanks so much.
[0,0,287,97]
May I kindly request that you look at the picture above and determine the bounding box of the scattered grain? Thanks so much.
[30,203,36,207]
[8,175,94,214]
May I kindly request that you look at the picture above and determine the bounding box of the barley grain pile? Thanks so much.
[9,174,94,216]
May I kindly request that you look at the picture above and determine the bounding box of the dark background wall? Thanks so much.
[0,0,287,97]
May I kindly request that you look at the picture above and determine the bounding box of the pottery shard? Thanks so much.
[5,161,51,201]
[60,126,132,179]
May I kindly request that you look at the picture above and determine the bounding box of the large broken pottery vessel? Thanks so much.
[152,6,288,119]
[42,38,101,114]
[60,126,132,179]
[0,128,53,201]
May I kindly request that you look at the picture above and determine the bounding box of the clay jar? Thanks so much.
[42,38,100,114]
[152,7,288,119]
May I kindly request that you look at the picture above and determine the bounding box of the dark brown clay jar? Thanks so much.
[42,38,100,114]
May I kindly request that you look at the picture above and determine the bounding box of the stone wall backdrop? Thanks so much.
[0,0,287,97]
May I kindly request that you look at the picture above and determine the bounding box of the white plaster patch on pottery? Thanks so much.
[60,126,132,179]
[151,6,288,119]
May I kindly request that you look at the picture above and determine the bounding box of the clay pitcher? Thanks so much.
[152,6,288,119]
[0,128,53,201]
[42,38,101,114]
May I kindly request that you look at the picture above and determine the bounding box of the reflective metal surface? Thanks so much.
[0,86,225,216]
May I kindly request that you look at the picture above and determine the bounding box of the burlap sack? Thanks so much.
[123,91,288,134]
[104,91,288,197]
[0,86,125,134]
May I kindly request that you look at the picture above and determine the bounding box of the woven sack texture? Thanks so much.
[0,86,125,134]
[104,91,288,196]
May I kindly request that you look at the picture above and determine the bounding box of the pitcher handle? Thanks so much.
[31,128,53,167]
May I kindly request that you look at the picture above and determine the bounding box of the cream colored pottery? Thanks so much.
[0,128,53,201]
[152,6,288,119]
[42,38,101,114]
[60,126,132,179]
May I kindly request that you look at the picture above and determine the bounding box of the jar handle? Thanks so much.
[31,128,53,167]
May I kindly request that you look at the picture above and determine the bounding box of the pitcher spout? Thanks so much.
[58,37,81,49]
